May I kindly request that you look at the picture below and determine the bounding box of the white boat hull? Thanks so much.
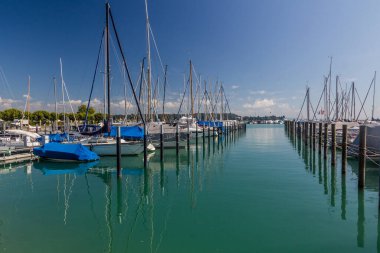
[84,142,144,156]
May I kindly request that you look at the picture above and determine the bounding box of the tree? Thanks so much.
[31,110,50,124]
[94,113,104,123]
[1,109,22,121]
[77,104,95,115]
[50,112,58,122]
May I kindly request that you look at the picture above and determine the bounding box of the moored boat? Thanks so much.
[33,142,99,162]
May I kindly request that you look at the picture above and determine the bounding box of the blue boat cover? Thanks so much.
[197,121,224,128]
[33,142,99,162]
[48,133,74,142]
[105,126,144,139]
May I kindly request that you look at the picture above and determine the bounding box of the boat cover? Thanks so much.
[33,142,99,162]
[105,126,144,139]
[197,121,224,128]
[48,133,73,142]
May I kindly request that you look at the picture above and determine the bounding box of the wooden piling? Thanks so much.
[208,126,211,143]
[116,126,121,177]
[324,123,328,159]
[195,123,198,145]
[202,122,205,143]
[312,122,316,151]
[144,124,147,168]
[187,123,190,150]
[318,122,322,154]
[331,123,336,166]
[176,124,179,155]
[358,125,367,189]
[160,124,164,161]
[342,124,347,174]
[309,122,313,147]
[305,122,308,146]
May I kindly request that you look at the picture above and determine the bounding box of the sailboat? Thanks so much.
[78,2,148,156]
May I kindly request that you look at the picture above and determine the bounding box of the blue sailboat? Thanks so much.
[33,142,99,162]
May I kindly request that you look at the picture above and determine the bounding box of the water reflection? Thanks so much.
[285,128,378,252]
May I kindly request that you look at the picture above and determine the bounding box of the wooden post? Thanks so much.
[187,123,190,150]
[309,122,313,147]
[358,125,367,189]
[116,126,121,177]
[160,124,164,161]
[312,122,316,151]
[305,122,308,146]
[297,122,301,138]
[342,124,347,174]
[324,123,328,159]
[331,123,336,166]
[195,122,198,145]
[144,124,147,168]
[202,123,205,143]
[318,122,322,154]
[176,124,179,155]
[208,126,211,143]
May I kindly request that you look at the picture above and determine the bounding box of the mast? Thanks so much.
[306,86,310,122]
[54,77,58,130]
[27,75,30,125]
[60,58,65,132]
[220,83,223,121]
[162,65,167,121]
[372,71,376,121]
[351,82,355,121]
[328,57,332,121]
[204,80,207,121]
[190,60,193,117]
[335,75,339,121]
[105,2,111,126]
[144,0,152,122]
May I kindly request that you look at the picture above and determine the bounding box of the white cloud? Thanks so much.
[243,99,275,109]
[165,101,180,109]
[249,90,267,95]
[231,85,239,89]
[0,97,20,109]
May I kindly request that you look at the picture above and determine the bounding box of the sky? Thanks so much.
[1,0,380,118]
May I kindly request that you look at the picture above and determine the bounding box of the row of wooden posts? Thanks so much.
[116,122,247,177]
[284,120,368,190]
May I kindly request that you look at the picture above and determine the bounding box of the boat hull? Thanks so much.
[85,142,144,156]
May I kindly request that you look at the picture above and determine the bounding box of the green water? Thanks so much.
[0,125,379,252]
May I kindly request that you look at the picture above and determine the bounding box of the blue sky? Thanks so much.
[0,0,380,118]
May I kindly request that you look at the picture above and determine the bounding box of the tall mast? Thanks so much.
[162,65,167,121]
[220,83,223,121]
[105,2,111,125]
[306,86,310,122]
[204,80,207,121]
[190,60,193,117]
[60,58,65,132]
[328,57,332,121]
[372,71,376,121]
[27,75,30,124]
[144,0,152,122]
[54,77,58,124]
[351,82,355,121]
[335,75,339,121]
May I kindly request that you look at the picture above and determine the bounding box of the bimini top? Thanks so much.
[33,142,99,162]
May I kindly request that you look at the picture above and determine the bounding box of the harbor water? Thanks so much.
[0,125,379,252]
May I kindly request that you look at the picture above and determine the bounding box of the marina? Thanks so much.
[0,125,380,252]
[1,0,380,252]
